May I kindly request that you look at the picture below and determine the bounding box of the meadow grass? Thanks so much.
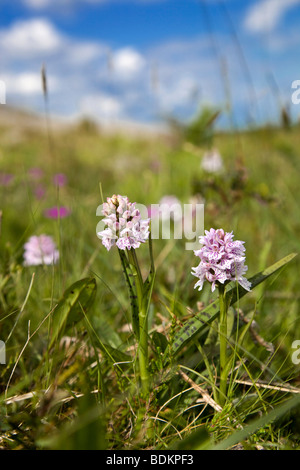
[0,117,300,450]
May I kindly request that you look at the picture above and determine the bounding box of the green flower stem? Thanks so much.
[218,283,228,406]
[127,249,143,301]
[127,248,150,396]
[138,301,150,395]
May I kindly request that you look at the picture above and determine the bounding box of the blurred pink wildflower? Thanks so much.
[98,194,150,251]
[44,206,71,219]
[192,228,251,292]
[34,184,46,200]
[0,172,14,186]
[28,167,44,180]
[23,234,59,266]
[53,173,67,187]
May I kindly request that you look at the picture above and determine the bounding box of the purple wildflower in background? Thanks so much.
[0,172,14,186]
[23,234,59,266]
[28,167,44,180]
[53,173,67,187]
[34,185,46,200]
[192,228,251,292]
[98,194,150,251]
[44,206,71,219]
[27,167,46,199]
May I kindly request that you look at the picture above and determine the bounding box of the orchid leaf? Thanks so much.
[49,277,97,349]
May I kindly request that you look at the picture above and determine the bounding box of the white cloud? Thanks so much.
[111,48,145,80]
[0,17,107,71]
[80,93,124,119]
[266,28,300,52]
[0,18,63,57]
[0,19,230,122]
[146,37,224,114]
[22,0,167,9]
[22,0,96,8]
[4,72,59,95]
[157,76,198,110]
[244,0,299,34]
[23,0,53,8]
[65,42,107,66]
[0,12,296,127]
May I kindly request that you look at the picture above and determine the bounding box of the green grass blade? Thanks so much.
[210,393,300,450]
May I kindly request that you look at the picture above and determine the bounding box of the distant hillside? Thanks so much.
[0,105,68,131]
[0,105,169,138]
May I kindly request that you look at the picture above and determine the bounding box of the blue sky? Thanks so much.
[0,0,300,128]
